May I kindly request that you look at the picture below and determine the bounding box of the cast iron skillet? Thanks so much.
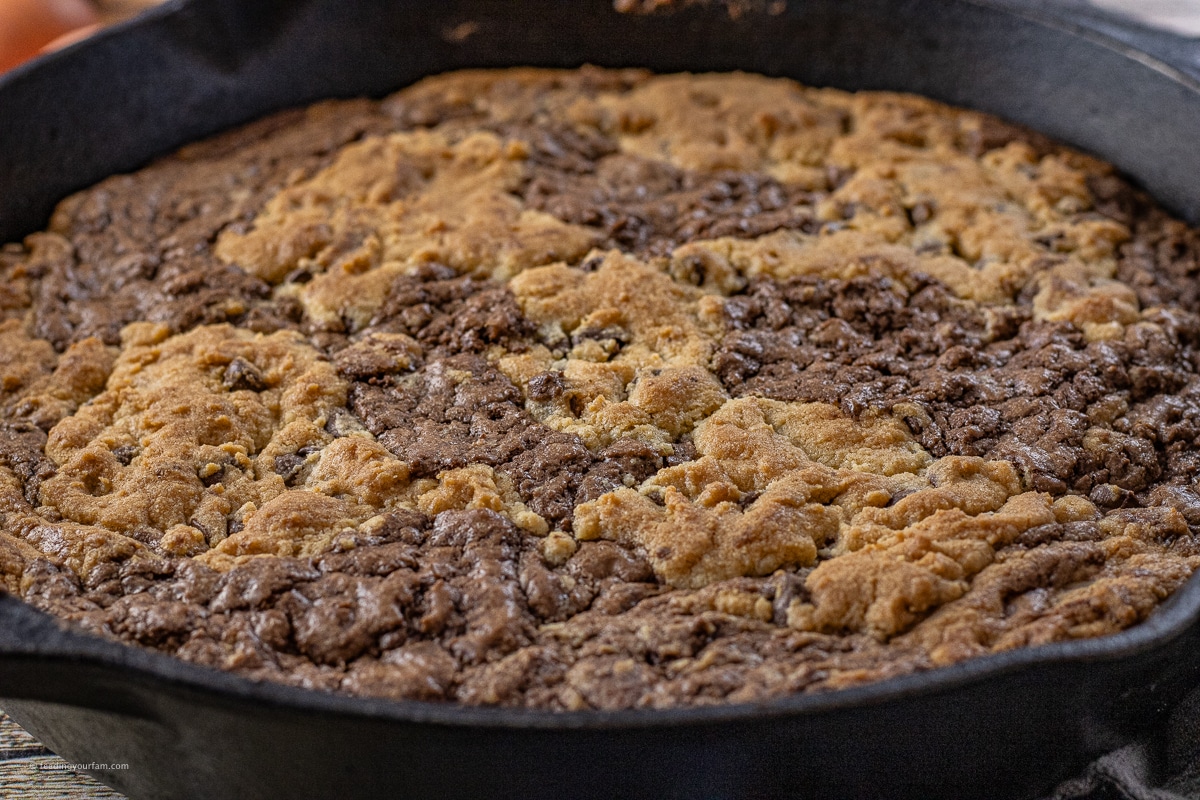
[2,1,1200,798]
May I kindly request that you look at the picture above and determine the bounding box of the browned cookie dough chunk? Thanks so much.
[4,68,1200,710]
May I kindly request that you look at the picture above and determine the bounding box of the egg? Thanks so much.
[0,0,98,73]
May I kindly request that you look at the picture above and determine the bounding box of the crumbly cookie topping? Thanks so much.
[3,68,1200,709]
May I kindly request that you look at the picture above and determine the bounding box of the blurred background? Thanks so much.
[0,0,161,73]
[0,0,1198,77]
[1090,0,1200,36]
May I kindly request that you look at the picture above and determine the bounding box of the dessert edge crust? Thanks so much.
[2,67,1200,710]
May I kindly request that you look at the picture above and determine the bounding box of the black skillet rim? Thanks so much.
[2,0,1200,732]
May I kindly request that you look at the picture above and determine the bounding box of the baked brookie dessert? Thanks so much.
[2,68,1199,710]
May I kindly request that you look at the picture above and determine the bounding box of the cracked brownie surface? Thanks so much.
[4,68,1200,709]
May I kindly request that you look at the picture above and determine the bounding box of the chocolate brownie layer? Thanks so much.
[3,68,1200,709]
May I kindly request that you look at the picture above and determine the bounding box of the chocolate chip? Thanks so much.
[188,519,211,544]
[527,371,566,401]
[285,266,313,284]
[907,200,935,226]
[578,254,606,272]
[199,464,225,487]
[274,445,320,486]
[222,357,268,392]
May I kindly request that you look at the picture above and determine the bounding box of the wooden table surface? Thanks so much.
[0,712,125,799]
